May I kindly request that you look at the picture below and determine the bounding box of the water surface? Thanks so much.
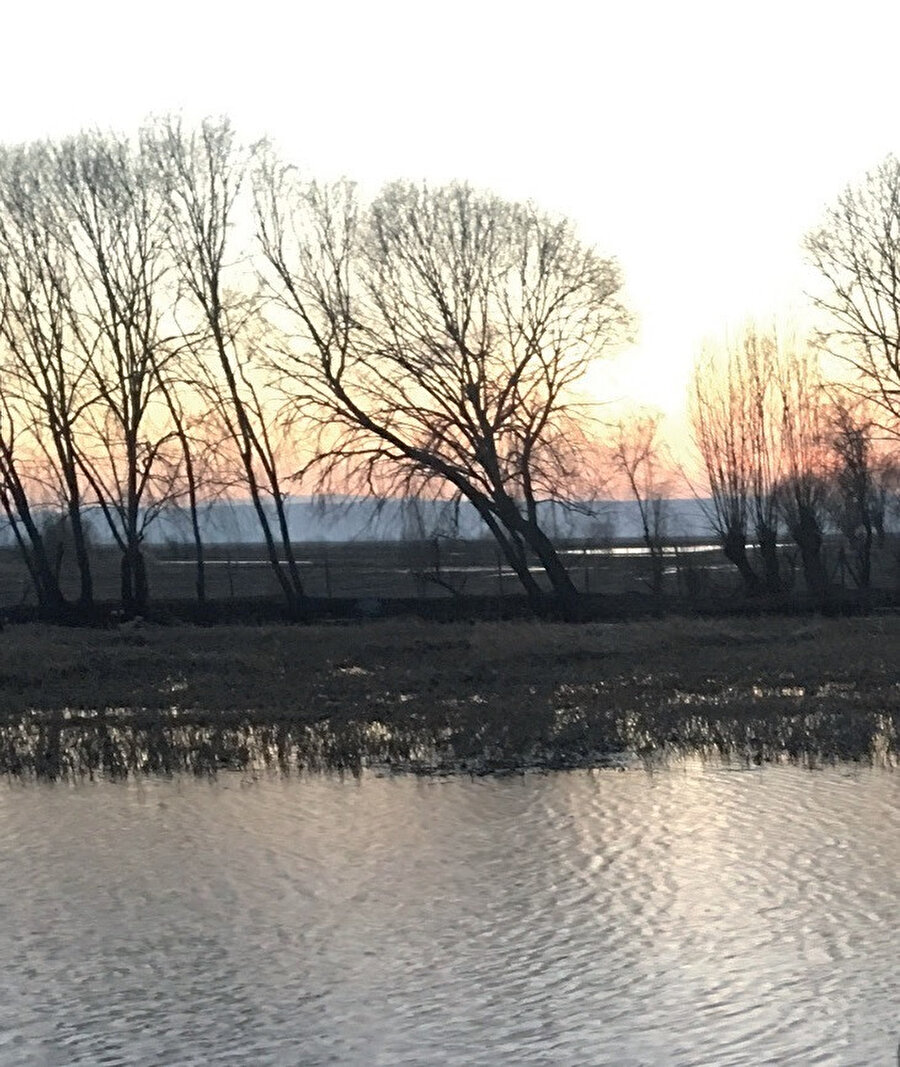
[0,764,896,1065]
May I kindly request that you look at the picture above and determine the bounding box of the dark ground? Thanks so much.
[1,613,896,778]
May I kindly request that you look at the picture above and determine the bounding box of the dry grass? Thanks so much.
[1,613,897,717]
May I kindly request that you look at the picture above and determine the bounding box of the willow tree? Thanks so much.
[692,326,832,599]
[690,334,773,594]
[255,172,631,615]
[774,342,830,601]
[826,399,887,590]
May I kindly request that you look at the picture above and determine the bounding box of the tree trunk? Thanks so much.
[858,520,873,591]
[756,525,781,595]
[175,417,205,605]
[0,473,66,613]
[517,516,583,619]
[647,540,665,597]
[120,550,133,615]
[792,506,826,602]
[270,488,305,598]
[493,526,545,608]
[193,530,207,606]
[722,527,760,595]
[248,486,301,613]
[68,504,94,606]
[121,544,149,616]
[466,494,545,610]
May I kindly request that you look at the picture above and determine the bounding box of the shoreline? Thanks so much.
[2,616,897,778]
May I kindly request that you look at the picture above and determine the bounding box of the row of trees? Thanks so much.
[0,117,630,617]
[675,154,900,601]
[3,117,900,616]
[686,328,897,599]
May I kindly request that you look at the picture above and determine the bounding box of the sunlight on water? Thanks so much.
[0,765,896,1065]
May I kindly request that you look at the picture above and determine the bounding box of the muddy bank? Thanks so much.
[0,616,896,778]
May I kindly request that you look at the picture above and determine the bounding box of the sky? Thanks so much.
[3,0,899,428]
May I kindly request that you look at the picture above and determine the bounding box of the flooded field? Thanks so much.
[0,689,896,780]
[0,536,758,605]
[0,765,896,1065]
[0,618,895,1061]
[0,615,897,779]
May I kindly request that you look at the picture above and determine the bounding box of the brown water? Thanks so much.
[0,764,896,1065]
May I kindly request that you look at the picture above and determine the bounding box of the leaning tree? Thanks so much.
[254,170,632,616]
[0,142,96,606]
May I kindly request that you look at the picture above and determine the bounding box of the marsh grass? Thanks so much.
[1,615,897,777]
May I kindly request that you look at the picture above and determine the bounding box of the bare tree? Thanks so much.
[690,325,805,596]
[154,375,220,606]
[824,395,899,590]
[691,325,834,599]
[690,340,762,593]
[146,116,306,612]
[608,411,669,595]
[775,340,829,601]
[742,328,784,594]
[254,171,631,616]
[806,155,900,424]
[0,382,66,611]
[0,143,95,605]
[45,130,177,614]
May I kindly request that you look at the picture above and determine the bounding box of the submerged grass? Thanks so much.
[1,615,897,777]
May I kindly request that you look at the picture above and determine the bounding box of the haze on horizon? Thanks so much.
[2,0,899,422]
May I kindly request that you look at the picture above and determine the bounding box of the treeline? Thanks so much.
[1,116,900,620]
[0,116,634,619]
[607,361,899,604]
[594,153,900,606]
[687,329,898,600]
[679,153,900,601]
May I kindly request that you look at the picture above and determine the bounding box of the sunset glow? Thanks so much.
[2,0,899,424]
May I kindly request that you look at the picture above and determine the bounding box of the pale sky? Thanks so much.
[3,0,899,423]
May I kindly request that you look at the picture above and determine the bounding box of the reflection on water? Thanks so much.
[0,766,896,1065]
[562,543,722,557]
[0,696,895,779]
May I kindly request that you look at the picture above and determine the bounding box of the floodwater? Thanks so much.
[0,764,896,1065]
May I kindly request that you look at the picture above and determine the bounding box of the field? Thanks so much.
[2,533,899,618]
[0,614,896,778]
[0,537,709,605]
[2,531,898,778]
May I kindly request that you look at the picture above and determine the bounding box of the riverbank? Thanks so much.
[1,615,897,777]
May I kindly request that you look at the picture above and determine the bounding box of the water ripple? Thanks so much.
[0,766,896,1064]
